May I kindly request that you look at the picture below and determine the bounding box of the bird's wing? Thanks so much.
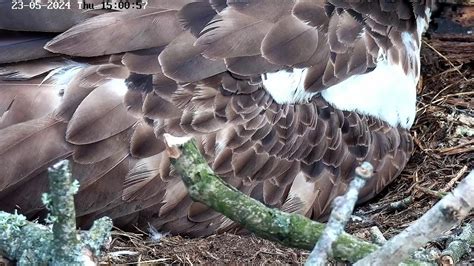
[0,0,422,235]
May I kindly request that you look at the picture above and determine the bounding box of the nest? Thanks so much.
[99,27,474,265]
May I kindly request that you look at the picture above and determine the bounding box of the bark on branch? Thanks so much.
[171,140,378,262]
[354,170,474,265]
[171,140,474,264]
[306,162,374,265]
[0,161,112,264]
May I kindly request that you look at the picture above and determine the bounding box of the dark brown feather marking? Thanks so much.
[0,0,426,236]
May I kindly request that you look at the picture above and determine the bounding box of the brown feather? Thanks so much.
[0,171,48,217]
[147,0,200,10]
[262,16,319,66]
[292,0,328,27]
[66,82,137,145]
[159,31,226,82]
[75,158,129,216]
[0,58,65,80]
[73,129,131,164]
[0,32,54,63]
[227,0,294,22]
[72,152,128,191]
[122,48,163,75]
[46,9,183,57]
[0,79,60,129]
[178,2,217,37]
[130,121,166,158]
[122,155,161,202]
[0,6,94,32]
[225,55,280,76]
[195,8,273,58]
[0,116,71,193]
[143,92,182,119]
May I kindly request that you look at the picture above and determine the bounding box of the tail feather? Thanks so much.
[0,78,61,129]
[0,32,55,63]
[74,157,130,216]
[0,171,48,217]
[0,116,72,193]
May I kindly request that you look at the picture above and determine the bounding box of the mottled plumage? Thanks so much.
[0,0,431,236]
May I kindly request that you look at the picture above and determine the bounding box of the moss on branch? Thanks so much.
[171,140,378,262]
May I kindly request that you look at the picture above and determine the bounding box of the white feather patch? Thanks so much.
[45,62,128,98]
[163,133,192,146]
[261,69,315,104]
[262,63,417,129]
[261,12,430,129]
[321,59,417,128]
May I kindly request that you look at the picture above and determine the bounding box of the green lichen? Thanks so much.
[0,211,53,264]
[172,140,379,263]
[0,160,112,265]
[171,140,474,265]
[82,217,113,256]
[440,223,474,264]
[47,161,82,264]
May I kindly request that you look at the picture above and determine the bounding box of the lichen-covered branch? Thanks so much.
[172,140,474,264]
[440,223,474,265]
[369,226,387,246]
[305,162,374,266]
[171,140,378,262]
[0,212,112,264]
[0,161,112,264]
[46,161,81,263]
[0,211,53,264]
[355,170,474,265]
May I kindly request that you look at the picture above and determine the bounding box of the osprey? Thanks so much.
[0,0,432,236]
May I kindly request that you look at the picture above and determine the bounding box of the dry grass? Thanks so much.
[101,230,309,264]
[99,37,473,265]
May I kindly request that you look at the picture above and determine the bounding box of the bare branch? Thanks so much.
[369,226,387,246]
[305,162,373,266]
[355,170,474,265]
[440,223,474,265]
